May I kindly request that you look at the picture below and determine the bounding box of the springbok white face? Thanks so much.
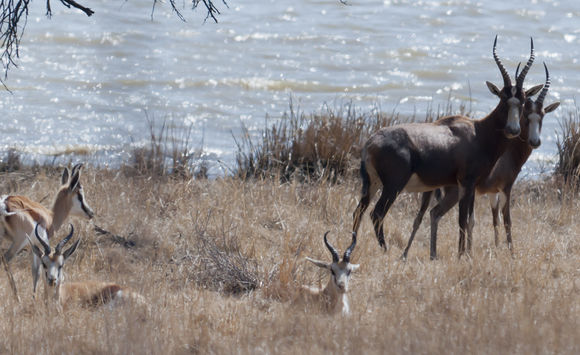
[62,164,94,220]
[306,232,359,294]
[28,224,80,288]
[523,63,560,149]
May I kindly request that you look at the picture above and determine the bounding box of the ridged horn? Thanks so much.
[34,223,51,256]
[55,224,75,255]
[343,232,357,262]
[323,231,339,263]
[493,35,511,88]
[516,37,535,89]
[536,62,550,106]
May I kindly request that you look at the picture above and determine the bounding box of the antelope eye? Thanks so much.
[346,270,351,276]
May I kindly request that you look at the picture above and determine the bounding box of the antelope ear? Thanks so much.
[63,239,80,260]
[486,81,501,97]
[544,102,560,114]
[61,167,70,185]
[525,84,544,98]
[25,233,43,258]
[305,257,329,270]
[68,171,81,191]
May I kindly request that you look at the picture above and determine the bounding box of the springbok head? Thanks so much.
[28,223,80,287]
[486,36,542,138]
[306,232,359,293]
[57,163,94,220]
[521,63,560,148]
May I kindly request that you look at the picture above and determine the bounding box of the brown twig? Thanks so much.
[1,255,20,303]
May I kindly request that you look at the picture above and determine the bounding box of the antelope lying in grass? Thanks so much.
[0,163,94,294]
[402,63,560,259]
[352,36,541,259]
[27,224,148,311]
[300,231,358,316]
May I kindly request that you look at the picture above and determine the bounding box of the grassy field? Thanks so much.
[0,167,578,354]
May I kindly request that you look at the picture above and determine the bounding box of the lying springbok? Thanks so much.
[352,36,542,259]
[27,223,148,311]
[401,63,560,259]
[0,163,94,293]
[300,231,358,316]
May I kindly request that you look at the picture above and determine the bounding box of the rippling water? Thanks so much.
[1,0,578,177]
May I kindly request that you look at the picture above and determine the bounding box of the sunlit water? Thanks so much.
[1,0,578,178]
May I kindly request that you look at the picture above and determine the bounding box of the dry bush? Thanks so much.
[124,114,208,179]
[556,107,580,188]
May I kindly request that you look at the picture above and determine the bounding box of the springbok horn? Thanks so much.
[34,223,51,255]
[536,62,550,106]
[323,231,339,263]
[55,224,75,255]
[493,35,511,88]
[343,232,357,262]
[516,37,535,89]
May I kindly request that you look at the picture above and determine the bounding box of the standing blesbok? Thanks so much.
[27,223,148,311]
[352,36,541,259]
[300,231,358,315]
[402,63,560,259]
[0,163,94,294]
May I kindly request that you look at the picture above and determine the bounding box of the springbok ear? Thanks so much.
[525,84,544,98]
[486,81,501,97]
[25,233,44,258]
[305,257,329,270]
[61,168,70,185]
[544,102,560,114]
[63,239,80,260]
[68,170,81,191]
[349,264,360,272]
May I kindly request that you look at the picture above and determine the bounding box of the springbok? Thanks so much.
[352,36,542,259]
[401,63,560,259]
[27,223,148,311]
[0,163,94,294]
[300,231,359,316]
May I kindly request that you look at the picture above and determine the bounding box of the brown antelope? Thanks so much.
[27,223,148,311]
[352,36,542,259]
[0,163,94,294]
[402,63,560,259]
[300,231,358,316]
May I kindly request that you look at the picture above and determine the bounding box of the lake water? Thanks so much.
[1,0,578,178]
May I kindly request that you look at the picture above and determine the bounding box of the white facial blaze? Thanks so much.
[527,112,541,146]
[506,97,521,136]
[44,255,63,286]
[330,262,357,293]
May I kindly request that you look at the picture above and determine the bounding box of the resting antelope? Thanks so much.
[300,231,358,316]
[28,224,148,311]
[0,163,94,293]
[352,36,541,259]
[401,63,560,259]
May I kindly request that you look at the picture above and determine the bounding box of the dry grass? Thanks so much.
[0,167,578,354]
[556,107,580,186]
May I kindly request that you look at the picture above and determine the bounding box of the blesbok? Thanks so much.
[352,36,542,259]
[300,231,358,316]
[27,224,148,311]
[0,163,94,293]
[401,63,560,259]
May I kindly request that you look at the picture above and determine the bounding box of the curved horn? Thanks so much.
[516,37,535,89]
[34,223,51,255]
[515,62,521,81]
[536,62,551,106]
[343,232,357,262]
[493,35,511,88]
[323,231,339,263]
[55,224,75,255]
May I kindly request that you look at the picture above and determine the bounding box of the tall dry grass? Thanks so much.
[0,167,578,354]
[556,107,580,187]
